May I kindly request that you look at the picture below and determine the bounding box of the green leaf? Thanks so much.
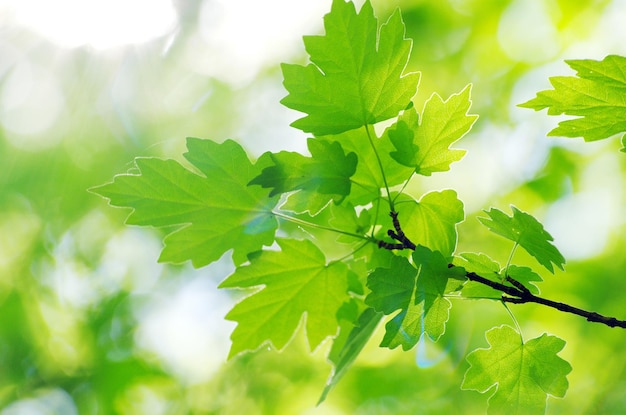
[520,55,626,148]
[281,0,420,136]
[462,325,571,415]
[507,265,543,295]
[456,252,502,299]
[250,138,357,205]
[219,238,351,357]
[479,206,565,273]
[394,190,465,257]
[91,138,278,267]
[280,190,334,216]
[388,85,478,175]
[366,247,465,350]
[456,254,544,298]
[325,128,414,205]
[319,306,383,403]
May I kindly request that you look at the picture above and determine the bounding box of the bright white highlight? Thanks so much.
[7,0,177,49]
[196,0,331,84]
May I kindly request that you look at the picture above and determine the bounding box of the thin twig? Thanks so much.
[375,210,626,329]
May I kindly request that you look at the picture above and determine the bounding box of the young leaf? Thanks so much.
[462,325,571,415]
[456,252,502,299]
[91,138,278,267]
[325,128,414,205]
[249,138,357,204]
[507,265,543,295]
[479,206,565,273]
[394,190,465,257]
[388,85,478,175]
[281,0,420,136]
[219,238,351,357]
[520,55,626,148]
[365,247,465,350]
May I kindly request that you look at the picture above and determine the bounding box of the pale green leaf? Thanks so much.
[91,138,278,267]
[479,206,565,273]
[219,238,351,357]
[462,325,571,415]
[520,55,626,149]
[388,85,478,175]
[281,0,420,135]
[394,190,465,257]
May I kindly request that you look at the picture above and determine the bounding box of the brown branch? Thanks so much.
[376,210,626,329]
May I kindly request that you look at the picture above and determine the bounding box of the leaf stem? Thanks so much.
[364,125,394,210]
[501,302,524,343]
[503,242,519,279]
[271,210,374,243]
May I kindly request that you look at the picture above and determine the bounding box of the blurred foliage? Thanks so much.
[0,0,625,413]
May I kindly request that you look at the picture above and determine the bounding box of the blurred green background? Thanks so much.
[0,0,625,413]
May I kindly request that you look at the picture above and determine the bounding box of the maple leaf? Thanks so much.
[250,138,357,207]
[388,85,478,175]
[281,0,420,136]
[219,238,352,357]
[394,190,465,257]
[457,254,544,299]
[462,325,571,415]
[520,55,626,149]
[324,128,414,205]
[365,247,465,350]
[91,138,278,267]
[479,206,565,273]
[456,252,502,299]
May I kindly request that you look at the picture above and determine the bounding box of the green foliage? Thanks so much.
[479,206,565,273]
[462,325,571,415]
[90,1,626,413]
[521,55,626,151]
[250,138,357,202]
[281,0,420,135]
[219,238,351,357]
[366,248,465,349]
[389,85,478,175]
[91,138,279,267]
[393,190,464,257]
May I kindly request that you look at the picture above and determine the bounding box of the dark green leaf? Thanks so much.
[250,138,357,204]
[366,247,465,350]
[319,307,383,403]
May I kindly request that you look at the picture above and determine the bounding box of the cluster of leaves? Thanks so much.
[92,1,625,413]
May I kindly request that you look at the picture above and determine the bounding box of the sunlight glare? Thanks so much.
[9,0,177,49]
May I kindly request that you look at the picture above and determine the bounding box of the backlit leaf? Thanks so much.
[366,247,465,350]
[520,55,626,149]
[462,325,571,415]
[219,238,351,357]
[91,138,278,267]
[281,0,420,135]
[388,85,478,175]
[479,206,565,273]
